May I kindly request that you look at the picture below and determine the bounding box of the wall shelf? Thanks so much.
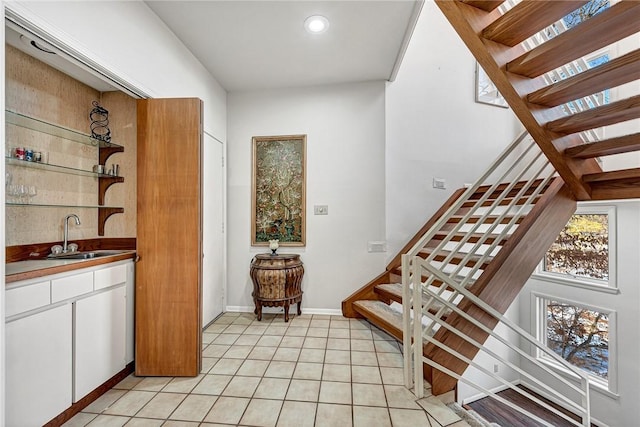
[5,110,125,236]
[6,156,120,179]
[6,202,123,209]
[6,110,123,149]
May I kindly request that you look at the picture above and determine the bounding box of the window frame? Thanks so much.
[533,205,617,294]
[532,293,618,396]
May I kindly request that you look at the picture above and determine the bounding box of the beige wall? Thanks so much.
[5,45,136,246]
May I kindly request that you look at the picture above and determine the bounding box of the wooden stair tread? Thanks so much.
[471,179,547,199]
[528,49,640,107]
[448,214,523,225]
[583,167,640,199]
[353,300,404,341]
[546,94,640,135]
[460,0,505,12]
[482,1,589,47]
[583,167,640,183]
[461,195,539,208]
[506,2,640,78]
[375,283,456,317]
[375,283,404,304]
[564,133,640,159]
[417,249,493,270]
[431,231,509,246]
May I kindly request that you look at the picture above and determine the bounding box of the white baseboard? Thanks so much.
[225,305,342,316]
[461,378,521,405]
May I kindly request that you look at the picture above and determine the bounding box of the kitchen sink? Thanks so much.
[46,250,129,260]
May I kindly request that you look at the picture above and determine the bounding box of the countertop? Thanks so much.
[6,250,137,284]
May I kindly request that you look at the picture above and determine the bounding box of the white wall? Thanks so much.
[385,0,522,258]
[385,0,522,403]
[517,202,640,427]
[227,81,387,312]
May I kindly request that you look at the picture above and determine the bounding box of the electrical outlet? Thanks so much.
[368,241,387,253]
[433,178,446,190]
[493,364,499,373]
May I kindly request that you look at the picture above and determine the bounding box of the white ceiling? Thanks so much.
[145,1,422,92]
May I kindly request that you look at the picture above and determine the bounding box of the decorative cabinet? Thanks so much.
[5,260,134,424]
[250,253,304,322]
[4,110,125,235]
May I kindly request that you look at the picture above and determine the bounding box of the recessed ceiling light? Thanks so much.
[304,15,329,34]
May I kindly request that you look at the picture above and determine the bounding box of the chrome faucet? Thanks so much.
[63,214,81,253]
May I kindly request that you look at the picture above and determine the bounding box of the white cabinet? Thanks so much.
[74,285,126,400]
[6,304,73,426]
[5,259,135,423]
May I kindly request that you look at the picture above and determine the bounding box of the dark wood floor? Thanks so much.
[467,385,596,427]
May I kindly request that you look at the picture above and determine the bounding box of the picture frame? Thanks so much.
[251,134,307,246]
[475,62,509,108]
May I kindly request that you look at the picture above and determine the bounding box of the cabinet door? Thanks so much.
[136,98,202,376]
[6,304,73,426]
[74,286,127,400]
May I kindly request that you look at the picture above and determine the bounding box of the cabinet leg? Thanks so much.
[284,303,290,322]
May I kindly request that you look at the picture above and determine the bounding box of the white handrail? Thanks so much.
[416,260,591,426]
[401,129,591,426]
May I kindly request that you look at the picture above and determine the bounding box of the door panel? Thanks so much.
[203,134,225,325]
[136,98,202,376]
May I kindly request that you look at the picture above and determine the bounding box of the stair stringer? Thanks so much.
[341,188,466,318]
[424,177,577,395]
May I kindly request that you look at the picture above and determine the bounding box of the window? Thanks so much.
[546,301,609,380]
[536,206,616,291]
[535,296,616,393]
[562,0,609,29]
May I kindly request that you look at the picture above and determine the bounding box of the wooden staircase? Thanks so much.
[343,0,638,399]
[436,0,640,201]
[343,175,576,395]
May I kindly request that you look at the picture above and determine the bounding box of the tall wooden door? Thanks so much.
[136,98,203,376]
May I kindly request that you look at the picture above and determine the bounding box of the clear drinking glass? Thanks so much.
[28,185,37,203]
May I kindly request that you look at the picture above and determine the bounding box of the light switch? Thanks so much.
[314,205,328,215]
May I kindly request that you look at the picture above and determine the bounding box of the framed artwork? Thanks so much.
[251,134,306,246]
[475,62,509,108]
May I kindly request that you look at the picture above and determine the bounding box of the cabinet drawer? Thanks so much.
[52,272,94,303]
[94,263,127,290]
[6,281,51,317]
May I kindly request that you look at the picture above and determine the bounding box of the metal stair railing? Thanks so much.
[401,129,534,386]
[400,130,591,425]
[401,130,547,386]
[412,262,591,427]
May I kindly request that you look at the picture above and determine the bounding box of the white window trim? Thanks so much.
[533,204,617,293]
[531,292,618,397]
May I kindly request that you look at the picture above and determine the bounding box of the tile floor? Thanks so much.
[64,312,470,427]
